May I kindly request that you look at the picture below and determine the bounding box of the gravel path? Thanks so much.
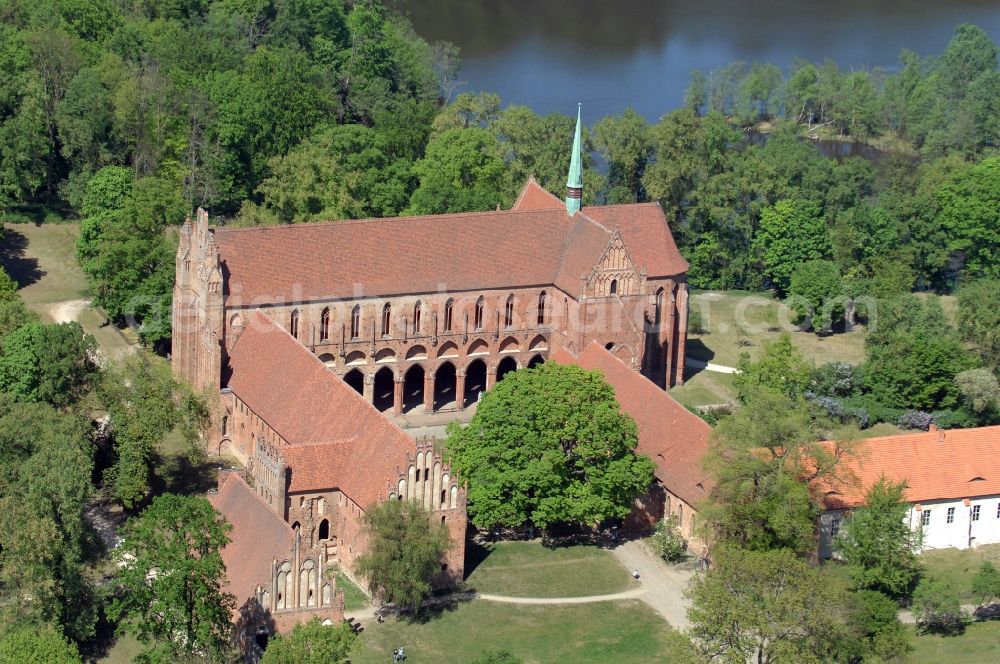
[610,539,695,630]
[478,588,646,605]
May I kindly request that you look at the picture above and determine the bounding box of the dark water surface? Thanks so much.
[401,0,1000,121]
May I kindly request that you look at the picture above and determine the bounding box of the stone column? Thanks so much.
[673,286,689,388]
[485,366,496,391]
[423,372,435,413]
[363,372,374,404]
[393,377,404,416]
[455,371,466,411]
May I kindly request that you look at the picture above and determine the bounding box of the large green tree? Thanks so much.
[260,618,357,664]
[836,477,922,599]
[705,387,847,554]
[100,352,207,508]
[445,362,655,530]
[754,198,832,292]
[0,396,96,642]
[0,321,97,407]
[109,494,235,663]
[957,279,1000,368]
[863,295,979,411]
[0,626,82,664]
[787,260,843,333]
[935,158,1000,280]
[686,547,850,664]
[255,123,411,223]
[355,498,450,612]
[406,127,512,215]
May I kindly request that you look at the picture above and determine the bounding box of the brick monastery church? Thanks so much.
[171,108,713,650]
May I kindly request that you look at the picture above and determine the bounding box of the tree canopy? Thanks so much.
[444,362,655,530]
[260,618,357,664]
[354,498,450,612]
[686,547,850,664]
[108,493,235,663]
[836,477,922,598]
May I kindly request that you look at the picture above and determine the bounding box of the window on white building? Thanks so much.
[921,509,931,526]
[831,517,840,538]
[947,507,955,523]
[972,505,981,521]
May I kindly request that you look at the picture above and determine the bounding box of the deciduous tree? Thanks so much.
[686,547,850,664]
[0,321,97,407]
[0,626,82,664]
[355,499,450,612]
[957,278,1000,368]
[261,618,357,664]
[109,494,235,662]
[754,198,832,291]
[444,362,655,530]
[836,477,922,599]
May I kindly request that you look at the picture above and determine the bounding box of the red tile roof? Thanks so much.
[226,310,415,504]
[511,177,565,210]
[818,425,1000,509]
[212,472,293,605]
[212,180,686,306]
[551,342,713,506]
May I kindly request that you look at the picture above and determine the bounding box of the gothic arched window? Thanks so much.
[320,307,330,340]
[444,299,454,332]
[350,305,360,339]
[504,295,515,328]
[413,301,422,334]
[537,291,547,325]
[289,309,300,338]
[382,303,392,337]
[474,297,485,330]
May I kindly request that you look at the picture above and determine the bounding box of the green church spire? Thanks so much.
[566,103,583,215]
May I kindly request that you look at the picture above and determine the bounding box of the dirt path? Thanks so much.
[49,298,91,324]
[610,539,695,630]
[47,297,137,362]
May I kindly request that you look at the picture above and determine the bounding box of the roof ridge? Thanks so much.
[583,202,662,210]
[214,206,563,236]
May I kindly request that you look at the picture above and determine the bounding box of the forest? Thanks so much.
[1,2,999,333]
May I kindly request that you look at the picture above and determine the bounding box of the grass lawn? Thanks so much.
[96,633,144,664]
[0,221,137,356]
[336,570,370,612]
[465,541,636,597]
[687,290,868,367]
[670,368,737,408]
[908,621,1000,663]
[920,543,1000,603]
[1,222,89,306]
[352,599,688,664]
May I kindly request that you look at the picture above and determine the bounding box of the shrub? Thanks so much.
[849,590,909,663]
[809,362,859,398]
[688,308,706,335]
[651,514,688,563]
[930,408,979,430]
[912,577,966,635]
[971,562,1000,610]
[898,410,933,431]
[841,394,904,426]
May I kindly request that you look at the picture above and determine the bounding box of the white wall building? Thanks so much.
[818,424,1000,558]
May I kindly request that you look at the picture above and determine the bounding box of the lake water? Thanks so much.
[401,0,1000,122]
